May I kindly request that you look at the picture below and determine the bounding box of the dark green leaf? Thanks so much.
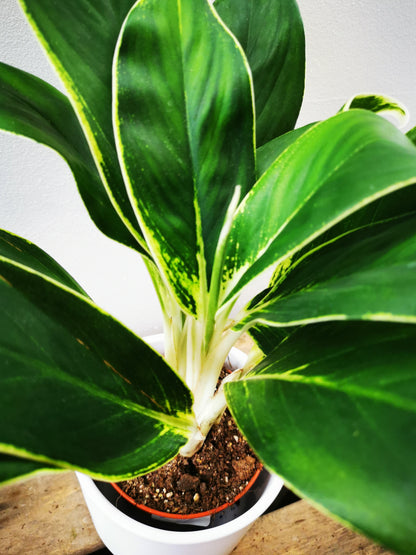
[226,322,416,554]
[0,253,193,480]
[114,0,255,314]
[216,0,305,146]
[0,229,86,295]
[256,123,315,179]
[0,62,141,252]
[249,323,295,355]
[269,181,416,285]
[223,110,416,304]
[19,0,147,251]
[0,453,60,486]
[407,125,416,146]
[238,213,416,328]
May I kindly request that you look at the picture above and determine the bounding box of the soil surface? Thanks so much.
[119,409,261,515]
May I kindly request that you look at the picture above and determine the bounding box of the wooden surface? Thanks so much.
[0,472,102,555]
[0,471,395,554]
[233,499,393,554]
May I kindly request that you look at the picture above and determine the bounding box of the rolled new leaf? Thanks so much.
[0,242,193,480]
[19,0,147,250]
[225,321,416,554]
[215,0,305,146]
[114,0,255,316]
[222,110,416,304]
[340,93,408,127]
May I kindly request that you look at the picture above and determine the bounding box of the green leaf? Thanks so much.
[0,248,193,480]
[215,0,305,146]
[0,62,142,252]
[256,123,315,179]
[223,110,416,304]
[238,213,416,329]
[114,0,255,315]
[275,181,416,279]
[249,323,295,356]
[407,125,416,146]
[225,322,416,554]
[258,92,406,181]
[340,93,408,127]
[0,229,86,295]
[19,0,147,251]
[0,453,60,486]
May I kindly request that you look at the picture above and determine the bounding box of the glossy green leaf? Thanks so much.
[226,322,416,554]
[0,229,86,295]
[0,250,193,480]
[215,0,305,146]
[238,213,416,329]
[273,181,416,280]
[19,0,147,251]
[0,62,142,252]
[407,125,416,145]
[246,185,416,351]
[114,0,255,315]
[223,110,416,304]
[340,93,408,127]
[249,324,294,356]
[256,123,315,179]
[0,453,60,486]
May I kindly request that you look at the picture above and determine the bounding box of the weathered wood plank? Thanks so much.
[0,472,103,554]
[233,499,394,554]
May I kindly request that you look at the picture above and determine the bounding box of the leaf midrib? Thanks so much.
[177,0,206,310]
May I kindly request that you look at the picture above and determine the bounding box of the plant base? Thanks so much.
[114,408,262,518]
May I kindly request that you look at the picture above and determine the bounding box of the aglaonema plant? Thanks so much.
[1,0,416,552]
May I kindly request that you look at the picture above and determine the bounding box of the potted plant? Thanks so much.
[1,0,416,553]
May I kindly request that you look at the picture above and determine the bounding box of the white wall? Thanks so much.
[1,0,416,335]
[297,0,416,129]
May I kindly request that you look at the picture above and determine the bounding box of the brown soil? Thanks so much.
[118,409,261,515]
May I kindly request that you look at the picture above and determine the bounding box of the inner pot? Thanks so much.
[110,465,263,521]
[96,467,270,532]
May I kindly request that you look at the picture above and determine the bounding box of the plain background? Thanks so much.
[1,0,416,336]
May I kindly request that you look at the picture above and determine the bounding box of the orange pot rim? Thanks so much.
[111,465,263,520]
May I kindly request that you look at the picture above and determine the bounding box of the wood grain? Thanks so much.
[233,499,394,554]
[0,472,103,554]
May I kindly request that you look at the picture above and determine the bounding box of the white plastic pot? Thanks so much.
[78,470,282,555]
[77,334,284,554]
